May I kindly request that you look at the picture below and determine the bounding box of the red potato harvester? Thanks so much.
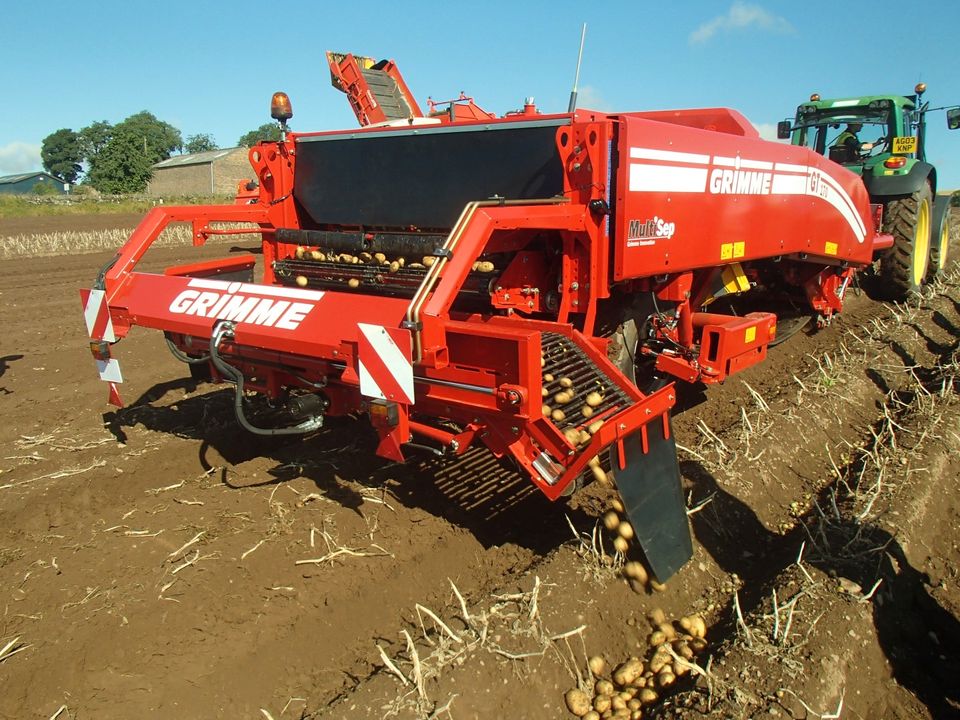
[81,52,891,581]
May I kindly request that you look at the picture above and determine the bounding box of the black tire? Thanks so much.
[928,195,954,279]
[879,183,933,298]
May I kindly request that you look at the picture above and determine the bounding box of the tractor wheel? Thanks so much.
[928,195,955,280]
[879,183,933,298]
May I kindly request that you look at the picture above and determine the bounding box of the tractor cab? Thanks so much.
[778,93,917,180]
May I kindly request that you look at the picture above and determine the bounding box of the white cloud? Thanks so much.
[0,142,42,176]
[690,2,794,44]
[574,86,613,113]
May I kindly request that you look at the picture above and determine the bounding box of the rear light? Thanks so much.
[884,156,907,169]
[89,340,111,361]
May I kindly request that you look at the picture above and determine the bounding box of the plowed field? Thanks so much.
[1,213,958,720]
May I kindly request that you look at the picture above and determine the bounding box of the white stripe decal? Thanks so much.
[770,174,808,195]
[358,323,415,402]
[96,358,123,383]
[357,359,384,400]
[774,162,808,173]
[187,277,325,301]
[713,156,774,171]
[817,172,867,239]
[629,164,708,193]
[630,147,710,165]
[83,288,116,343]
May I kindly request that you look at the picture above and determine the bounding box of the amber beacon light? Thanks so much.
[271,92,293,122]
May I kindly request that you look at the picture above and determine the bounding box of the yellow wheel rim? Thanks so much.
[912,198,930,287]
[937,215,950,271]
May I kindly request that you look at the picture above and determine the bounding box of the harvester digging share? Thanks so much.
[80,51,951,588]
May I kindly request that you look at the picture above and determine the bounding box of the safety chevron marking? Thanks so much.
[357,323,414,404]
[79,288,116,342]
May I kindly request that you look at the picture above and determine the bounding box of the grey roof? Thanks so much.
[153,147,243,169]
[0,171,62,184]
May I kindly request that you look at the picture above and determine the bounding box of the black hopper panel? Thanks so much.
[294,120,567,230]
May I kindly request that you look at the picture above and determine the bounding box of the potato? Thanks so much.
[540,354,546,368]
[648,630,666,647]
[673,640,694,660]
[359,251,373,262]
[408,262,425,269]
[648,651,670,674]
[310,250,325,261]
[551,408,566,422]
[565,688,591,717]
[592,695,611,713]
[603,511,620,531]
[388,260,400,273]
[611,696,627,711]
[578,430,591,445]
[396,257,406,267]
[617,521,635,540]
[475,260,495,273]
[581,405,595,419]
[657,670,675,688]
[638,688,658,705]
[658,623,677,641]
[374,252,387,263]
[559,377,573,388]
[543,373,555,383]
[295,275,308,287]
[588,454,601,468]
[554,390,573,404]
[542,404,552,417]
[612,659,643,687]
[423,255,436,267]
[628,698,641,711]
[564,427,581,445]
[613,536,629,554]
[690,637,708,653]
[595,679,614,696]
[650,579,667,593]
[295,246,305,259]
[587,419,604,434]
[672,659,690,677]
[624,561,648,584]
[647,608,666,626]
[690,615,707,639]
[583,713,599,720]
[542,387,550,397]
[588,655,606,677]
[347,278,360,289]
[585,391,603,407]
[610,497,624,513]
[590,464,610,486]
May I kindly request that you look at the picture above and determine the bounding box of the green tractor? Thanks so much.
[778,84,959,297]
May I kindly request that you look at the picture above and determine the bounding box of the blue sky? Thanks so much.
[3,0,959,188]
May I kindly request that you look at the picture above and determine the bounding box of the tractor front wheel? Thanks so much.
[880,183,933,298]
[928,195,955,280]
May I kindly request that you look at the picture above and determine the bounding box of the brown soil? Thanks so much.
[0,214,958,720]
[0,213,146,238]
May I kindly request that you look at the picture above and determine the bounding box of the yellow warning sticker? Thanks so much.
[745,326,756,344]
[720,243,733,260]
[733,241,746,258]
[825,241,838,255]
[892,136,917,154]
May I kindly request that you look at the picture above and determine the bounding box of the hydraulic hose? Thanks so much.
[209,321,323,436]
[165,336,210,364]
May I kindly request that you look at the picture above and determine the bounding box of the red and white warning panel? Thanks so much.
[357,323,415,405]
[80,288,116,343]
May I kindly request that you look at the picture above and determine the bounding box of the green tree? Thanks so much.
[185,133,218,154]
[40,128,82,184]
[79,120,113,168]
[237,122,281,147]
[86,112,183,194]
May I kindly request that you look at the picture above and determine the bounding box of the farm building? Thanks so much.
[147,147,252,197]
[0,171,68,195]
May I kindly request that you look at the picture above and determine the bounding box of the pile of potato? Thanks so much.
[540,363,610,485]
[292,246,497,283]
[563,609,709,719]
